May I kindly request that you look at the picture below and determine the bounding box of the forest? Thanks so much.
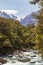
[0,0,43,58]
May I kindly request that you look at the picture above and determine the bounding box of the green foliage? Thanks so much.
[30,0,43,7]
[36,9,43,49]
[0,17,36,53]
[30,0,43,58]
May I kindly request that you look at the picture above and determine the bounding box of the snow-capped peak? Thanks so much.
[0,10,19,20]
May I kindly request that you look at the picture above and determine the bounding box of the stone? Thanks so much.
[0,57,7,64]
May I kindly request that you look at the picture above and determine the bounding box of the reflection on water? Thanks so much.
[3,50,43,65]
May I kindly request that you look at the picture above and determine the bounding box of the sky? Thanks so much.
[0,0,40,18]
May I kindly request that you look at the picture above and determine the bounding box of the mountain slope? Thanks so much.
[21,12,38,26]
[0,10,38,26]
[0,10,17,19]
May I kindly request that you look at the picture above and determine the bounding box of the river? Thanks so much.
[3,50,43,65]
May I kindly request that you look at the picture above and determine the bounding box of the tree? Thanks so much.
[30,0,43,57]
[35,9,43,49]
[30,0,43,6]
[22,23,36,48]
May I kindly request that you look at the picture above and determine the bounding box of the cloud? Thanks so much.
[1,9,18,15]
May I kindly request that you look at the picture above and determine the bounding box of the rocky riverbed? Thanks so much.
[0,49,43,65]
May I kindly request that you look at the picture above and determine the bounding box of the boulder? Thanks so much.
[18,57,30,62]
[0,57,7,64]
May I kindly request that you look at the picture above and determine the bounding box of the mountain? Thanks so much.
[0,10,38,26]
[0,10,18,19]
[21,12,38,26]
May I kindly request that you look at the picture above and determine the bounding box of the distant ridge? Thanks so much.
[0,10,38,26]
[0,10,18,20]
[21,12,38,26]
